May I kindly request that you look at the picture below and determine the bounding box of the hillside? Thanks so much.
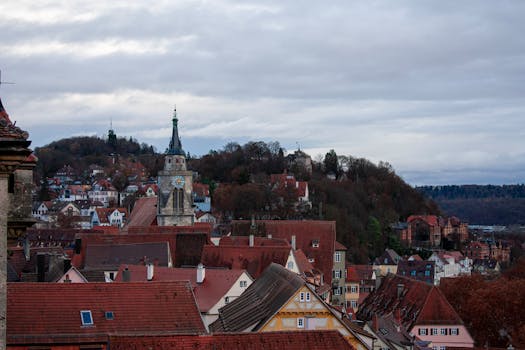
[417,185,525,225]
[34,137,439,263]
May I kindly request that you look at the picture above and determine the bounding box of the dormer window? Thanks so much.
[105,311,114,320]
[312,239,320,248]
[80,310,93,326]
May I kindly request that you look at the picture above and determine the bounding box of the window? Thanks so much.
[308,258,315,263]
[439,347,446,350]
[350,300,358,308]
[425,270,431,276]
[333,287,342,296]
[411,270,416,276]
[225,297,230,304]
[305,292,311,302]
[299,292,305,302]
[297,317,304,328]
[350,286,358,293]
[418,328,428,336]
[441,328,447,335]
[334,252,341,262]
[287,261,294,269]
[431,328,438,335]
[333,270,342,279]
[105,311,114,320]
[80,310,93,326]
[450,328,459,335]
[239,280,247,288]
[312,239,319,248]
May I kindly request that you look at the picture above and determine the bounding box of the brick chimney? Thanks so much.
[249,234,254,247]
[291,235,296,250]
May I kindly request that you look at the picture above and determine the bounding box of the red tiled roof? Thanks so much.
[126,197,157,227]
[357,274,464,330]
[335,241,347,251]
[232,220,337,284]
[346,266,360,282]
[293,249,315,275]
[193,182,210,197]
[7,281,206,344]
[218,235,290,247]
[407,215,439,227]
[109,330,354,350]
[416,287,463,325]
[76,230,209,268]
[84,242,171,269]
[201,245,291,279]
[115,264,250,312]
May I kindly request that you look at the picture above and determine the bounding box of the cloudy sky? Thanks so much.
[1,1,524,185]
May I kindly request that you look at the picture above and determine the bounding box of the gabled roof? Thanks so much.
[396,260,434,284]
[373,248,401,265]
[357,274,463,330]
[115,264,251,312]
[201,245,291,279]
[84,242,170,269]
[335,241,347,251]
[293,249,316,275]
[209,263,304,332]
[231,220,336,284]
[126,197,157,227]
[109,330,354,349]
[7,281,206,344]
[407,215,439,227]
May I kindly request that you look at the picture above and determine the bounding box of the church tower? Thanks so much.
[157,106,194,226]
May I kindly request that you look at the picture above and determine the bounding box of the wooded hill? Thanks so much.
[417,185,525,225]
[34,137,440,263]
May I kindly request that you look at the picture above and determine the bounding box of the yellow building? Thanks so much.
[210,263,374,350]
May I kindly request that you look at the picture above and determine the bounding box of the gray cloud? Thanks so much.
[1,0,524,185]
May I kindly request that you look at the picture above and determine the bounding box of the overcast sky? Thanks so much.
[1,1,524,185]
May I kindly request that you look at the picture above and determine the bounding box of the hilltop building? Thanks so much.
[157,107,194,226]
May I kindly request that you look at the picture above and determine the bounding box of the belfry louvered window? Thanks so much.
[173,188,184,212]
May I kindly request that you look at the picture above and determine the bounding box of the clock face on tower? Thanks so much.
[172,175,185,188]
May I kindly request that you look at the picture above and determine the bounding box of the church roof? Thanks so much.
[167,107,185,156]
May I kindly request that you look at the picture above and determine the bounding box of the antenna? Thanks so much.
[0,70,15,87]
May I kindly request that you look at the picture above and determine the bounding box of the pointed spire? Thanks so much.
[167,105,184,155]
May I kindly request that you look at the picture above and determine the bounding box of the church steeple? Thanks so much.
[167,106,184,155]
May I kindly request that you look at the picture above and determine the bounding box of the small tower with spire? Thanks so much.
[157,105,194,226]
[107,118,117,149]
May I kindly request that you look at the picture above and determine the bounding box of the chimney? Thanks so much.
[122,267,131,282]
[74,238,82,254]
[375,275,382,289]
[37,254,46,282]
[196,263,205,284]
[291,235,296,250]
[64,274,71,283]
[147,263,154,281]
[397,283,404,298]
[23,236,30,262]
[249,234,254,247]
[372,314,379,331]
[63,258,71,274]
[394,308,402,325]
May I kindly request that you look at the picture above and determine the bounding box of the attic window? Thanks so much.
[312,239,320,248]
[80,310,93,326]
[105,311,114,320]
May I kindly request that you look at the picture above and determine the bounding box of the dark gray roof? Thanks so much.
[84,242,170,269]
[78,268,106,282]
[209,263,305,332]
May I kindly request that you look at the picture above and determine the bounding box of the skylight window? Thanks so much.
[105,311,114,320]
[80,310,93,326]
